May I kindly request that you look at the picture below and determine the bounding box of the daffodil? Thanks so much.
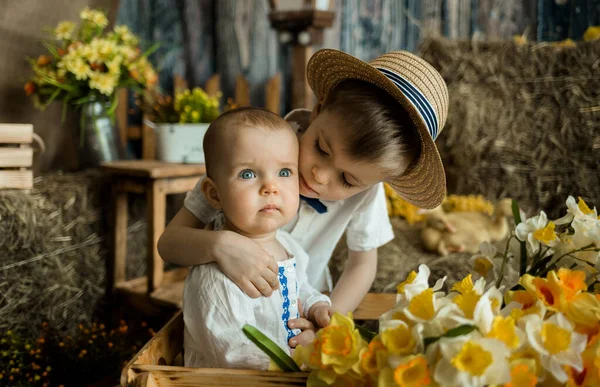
[555,196,598,225]
[379,355,433,387]
[357,338,388,376]
[380,320,419,356]
[520,272,566,312]
[504,359,539,387]
[516,211,558,254]
[524,313,587,383]
[434,334,510,387]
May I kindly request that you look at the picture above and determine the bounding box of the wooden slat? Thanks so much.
[291,46,314,109]
[142,121,156,160]
[0,147,33,167]
[204,74,221,97]
[130,365,307,386]
[0,124,33,144]
[147,179,167,292]
[235,75,250,107]
[353,293,396,320]
[173,74,189,95]
[0,170,32,189]
[163,176,201,195]
[128,125,142,140]
[113,188,129,288]
[101,160,205,179]
[265,72,281,114]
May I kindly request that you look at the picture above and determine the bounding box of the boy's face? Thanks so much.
[298,109,388,201]
[213,126,300,237]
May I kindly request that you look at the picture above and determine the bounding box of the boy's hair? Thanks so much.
[322,80,421,177]
[203,107,292,178]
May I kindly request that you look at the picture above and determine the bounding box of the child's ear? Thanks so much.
[201,177,222,210]
[310,101,322,122]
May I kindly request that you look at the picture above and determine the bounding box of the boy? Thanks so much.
[183,108,331,369]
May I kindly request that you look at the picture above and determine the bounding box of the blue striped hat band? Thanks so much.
[375,67,439,140]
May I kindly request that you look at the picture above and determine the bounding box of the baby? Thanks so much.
[183,107,331,369]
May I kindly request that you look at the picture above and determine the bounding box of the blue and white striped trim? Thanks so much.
[375,67,439,140]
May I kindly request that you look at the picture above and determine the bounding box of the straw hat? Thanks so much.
[306,49,448,209]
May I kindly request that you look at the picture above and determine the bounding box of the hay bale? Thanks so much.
[419,38,600,217]
[0,171,147,338]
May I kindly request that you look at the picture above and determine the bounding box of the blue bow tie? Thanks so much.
[300,195,327,214]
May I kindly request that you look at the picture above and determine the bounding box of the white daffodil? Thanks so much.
[555,196,598,225]
[516,211,558,255]
[434,333,510,387]
[471,290,526,351]
[523,313,587,383]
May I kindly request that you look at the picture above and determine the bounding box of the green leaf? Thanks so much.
[423,324,477,349]
[356,325,376,342]
[511,199,522,225]
[242,325,301,372]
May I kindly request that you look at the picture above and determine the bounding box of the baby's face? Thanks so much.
[297,109,389,201]
[215,126,300,236]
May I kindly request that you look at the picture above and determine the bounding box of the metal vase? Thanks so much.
[79,101,125,168]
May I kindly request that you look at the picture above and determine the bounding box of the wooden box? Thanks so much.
[0,123,34,190]
[122,294,395,386]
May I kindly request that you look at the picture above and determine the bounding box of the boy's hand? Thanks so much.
[215,230,279,298]
[308,302,334,328]
[288,299,316,348]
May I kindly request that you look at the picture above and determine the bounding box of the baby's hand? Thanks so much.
[308,302,334,328]
[287,317,316,348]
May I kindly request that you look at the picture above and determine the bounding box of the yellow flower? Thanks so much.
[584,26,600,41]
[452,274,474,295]
[408,288,436,321]
[115,25,139,45]
[473,256,494,277]
[394,356,431,387]
[54,21,76,40]
[65,57,91,81]
[520,272,566,312]
[505,362,538,387]
[80,7,108,28]
[451,341,493,376]
[358,339,387,375]
[532,221,558,244]
[487,316,521,349]
[107,58,122,76]
[381,322,416,356]
[397,271,417,294]
[453,289,481,319]
[89,72,117,96]
[557,268,588,301]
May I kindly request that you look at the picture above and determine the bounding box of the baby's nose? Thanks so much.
[260,183,279,195]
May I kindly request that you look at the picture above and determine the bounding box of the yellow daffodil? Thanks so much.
[380,321,417,356]
[524,313,587,383]
[397,271,418,295]
[434,334,510,387]
[520,272,566,312]
[358,338,388,376]
[504,360,538,387]
[54,21,76,40]
[392,355,432,387]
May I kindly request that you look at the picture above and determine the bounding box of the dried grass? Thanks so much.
[419,37,600,218]
[0,171,146,338]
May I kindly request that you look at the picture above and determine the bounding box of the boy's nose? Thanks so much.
[312,165,330,185]
[260,182,279,195]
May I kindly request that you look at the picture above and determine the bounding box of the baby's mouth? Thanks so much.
[260,204,279,213]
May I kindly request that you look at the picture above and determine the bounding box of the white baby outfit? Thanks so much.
[183,221,330,369]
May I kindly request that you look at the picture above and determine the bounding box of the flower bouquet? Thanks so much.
[246,196,600,386]
[24,8,158,117]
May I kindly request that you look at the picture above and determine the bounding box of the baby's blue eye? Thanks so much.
[239,170,256,179]
[279,168,291,177]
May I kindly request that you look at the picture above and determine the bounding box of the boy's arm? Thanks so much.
[158,207,280,298]
[328,248,378,315]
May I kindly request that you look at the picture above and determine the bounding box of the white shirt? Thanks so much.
[184,109,395,292]
[183,229,330,369]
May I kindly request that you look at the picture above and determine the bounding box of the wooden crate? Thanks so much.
[122,294,396,386]
[0,123,34,190]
